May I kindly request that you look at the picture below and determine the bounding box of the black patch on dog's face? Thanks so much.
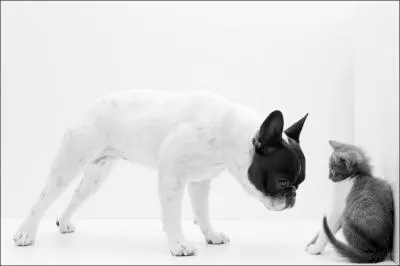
[248,111,308,210]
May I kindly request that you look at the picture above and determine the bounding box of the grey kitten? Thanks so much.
[323,140,394,263]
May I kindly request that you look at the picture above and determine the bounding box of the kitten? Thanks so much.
[307,140,394,263]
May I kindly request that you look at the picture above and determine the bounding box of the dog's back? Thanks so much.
[72,90,237,168]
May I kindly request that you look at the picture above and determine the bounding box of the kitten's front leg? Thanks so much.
[306,214,342,255]
[188,180,230,245]
[158,174,197,256]
[306,178,353,255]
[306,231,320,247]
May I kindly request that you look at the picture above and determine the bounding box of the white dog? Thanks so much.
[14,90,308,256]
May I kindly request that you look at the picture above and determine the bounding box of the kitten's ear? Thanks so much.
[258,110,284,145]
[329,140,345,150]
[284,113,308,143]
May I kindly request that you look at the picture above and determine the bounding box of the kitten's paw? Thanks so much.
[205,232,230,245]
[306,232,319,247]
[13,231,35,246]
[56,220,76,234]
[306,244,322,255]
[169,240,197,256]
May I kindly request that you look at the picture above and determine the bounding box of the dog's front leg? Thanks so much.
[158,174,197,256]
[188,180,230,245]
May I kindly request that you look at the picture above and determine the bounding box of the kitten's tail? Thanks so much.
[322,216,388,263]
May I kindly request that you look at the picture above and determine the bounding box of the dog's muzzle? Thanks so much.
[284,188,296,209]
[261,187,297,211]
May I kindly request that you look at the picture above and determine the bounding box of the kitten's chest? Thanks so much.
[329,178,355,214]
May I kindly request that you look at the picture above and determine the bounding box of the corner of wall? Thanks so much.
[352,2,399,264]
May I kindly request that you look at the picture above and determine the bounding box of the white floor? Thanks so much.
[1,218,395,265]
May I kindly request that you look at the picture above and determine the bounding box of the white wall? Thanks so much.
[1,1,359,222]
[353,2,399,263]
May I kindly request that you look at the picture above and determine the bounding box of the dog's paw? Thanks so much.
[205,232,230,245]
[56,220,76,234]
[169,240,197,256]
[306,244,322,255]
[13,231,35,246]
[13,221,38,247]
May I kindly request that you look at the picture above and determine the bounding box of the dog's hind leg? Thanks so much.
[13,128,102,246]
[56,152,119,233]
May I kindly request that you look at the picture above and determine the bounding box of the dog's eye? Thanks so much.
[278,178,289,187]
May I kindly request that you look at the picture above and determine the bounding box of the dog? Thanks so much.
[13,90,308,256]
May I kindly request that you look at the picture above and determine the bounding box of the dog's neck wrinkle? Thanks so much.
[219,105,261,190]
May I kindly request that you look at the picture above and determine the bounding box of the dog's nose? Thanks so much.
[285,189,296,198]
[285,197,296,208]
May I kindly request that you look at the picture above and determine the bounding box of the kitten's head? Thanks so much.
[328,140,372,182]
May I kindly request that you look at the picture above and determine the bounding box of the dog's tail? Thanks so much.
[322,216,388,263]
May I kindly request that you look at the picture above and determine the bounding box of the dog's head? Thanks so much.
[247,110,308,211]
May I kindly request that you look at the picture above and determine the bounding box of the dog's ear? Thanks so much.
[284,113,308,143]
[258,110,284,146]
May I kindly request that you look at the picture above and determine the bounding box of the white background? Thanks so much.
[1,1,397,238]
